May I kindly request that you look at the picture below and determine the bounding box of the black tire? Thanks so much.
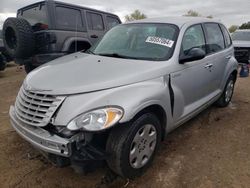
[2,17,35,58]
[215,74,235,107]
[106,113,162,179]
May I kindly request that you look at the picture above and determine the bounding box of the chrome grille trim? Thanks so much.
[15,86,65,127]
[19,91,53,107]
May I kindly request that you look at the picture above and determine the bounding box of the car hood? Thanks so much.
[24,52,171,95]
[233,40,250,48]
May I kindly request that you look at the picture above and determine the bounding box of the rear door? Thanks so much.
[54,5,87,53]
[203,23,230,93]
[86,11,105,44]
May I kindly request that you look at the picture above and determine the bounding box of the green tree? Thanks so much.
[125,10,147,22]
[184,10,200,17]
[206,15,213,19]
[228,25,239,33]
[239,22,250,29]
[183,10,213,19]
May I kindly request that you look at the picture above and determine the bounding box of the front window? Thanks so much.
[181,24,206,56]
[232,31,250,41]
[89,23,179,61]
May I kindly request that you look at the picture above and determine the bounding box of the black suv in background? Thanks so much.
[0,30,13,71]
[2,0,121,72]
[0,31,6,71]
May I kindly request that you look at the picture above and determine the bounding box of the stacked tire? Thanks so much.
[2,18,36,72]
[2,18,35,59]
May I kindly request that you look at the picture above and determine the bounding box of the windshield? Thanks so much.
[232,31,250,41]
[89,23,179,61]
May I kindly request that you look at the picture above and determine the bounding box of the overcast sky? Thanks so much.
[0,0,250,28]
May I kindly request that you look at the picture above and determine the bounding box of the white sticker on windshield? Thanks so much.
[145,36,175,48]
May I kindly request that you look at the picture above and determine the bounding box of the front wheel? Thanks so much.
[106,113,161,179]
[215,74,236,107]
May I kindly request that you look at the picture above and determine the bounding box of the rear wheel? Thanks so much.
[215,74,235,107]
[106,113,161,178]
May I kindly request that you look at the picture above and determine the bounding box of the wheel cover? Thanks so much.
[225,80,234,102]
[129,124,157,169]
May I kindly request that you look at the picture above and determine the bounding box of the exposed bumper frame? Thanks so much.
[9,105,73,157]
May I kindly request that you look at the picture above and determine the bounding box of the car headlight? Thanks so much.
[67,107,123,131]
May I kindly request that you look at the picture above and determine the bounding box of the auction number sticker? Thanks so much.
[145,36,175,48]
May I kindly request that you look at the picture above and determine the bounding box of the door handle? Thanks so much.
[204,64,213,69]
[90,35,98,38]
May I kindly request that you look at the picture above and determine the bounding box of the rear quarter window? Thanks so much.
[106,16,120,30]
[204,23,225,54]
[220,25,232,48]
[18,4,48,30]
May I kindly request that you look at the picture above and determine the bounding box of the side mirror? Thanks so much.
[179,48,206,64]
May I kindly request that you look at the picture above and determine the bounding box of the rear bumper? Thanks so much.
[32,53,66,66]
[9,105,72,157]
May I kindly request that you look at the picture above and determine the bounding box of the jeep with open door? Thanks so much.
[2,0,121,73]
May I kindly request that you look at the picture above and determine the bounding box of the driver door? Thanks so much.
[171,24,214,124]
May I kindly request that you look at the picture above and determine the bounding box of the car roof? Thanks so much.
[234,29,250,32]
[54,1,119,17]
[18,0,120,19]
[127,16,222,28]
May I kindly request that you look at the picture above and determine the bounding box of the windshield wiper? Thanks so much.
[97,53,130,59]
[85,49,95,55]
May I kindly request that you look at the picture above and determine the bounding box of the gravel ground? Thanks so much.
[0,63,250,188]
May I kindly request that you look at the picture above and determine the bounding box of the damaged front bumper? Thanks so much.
[9,105,76,157]
[9,105,107,166]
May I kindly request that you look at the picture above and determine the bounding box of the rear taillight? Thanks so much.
[40,23,48,30]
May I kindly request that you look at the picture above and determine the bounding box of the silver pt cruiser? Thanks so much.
[9,17,238,178]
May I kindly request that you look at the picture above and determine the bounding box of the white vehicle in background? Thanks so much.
[232,29,250,64]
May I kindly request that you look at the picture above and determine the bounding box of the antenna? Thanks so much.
[75,13,78,52]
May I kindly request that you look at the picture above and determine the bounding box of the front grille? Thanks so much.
[234,47,250,64]
[15,87,65,127]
